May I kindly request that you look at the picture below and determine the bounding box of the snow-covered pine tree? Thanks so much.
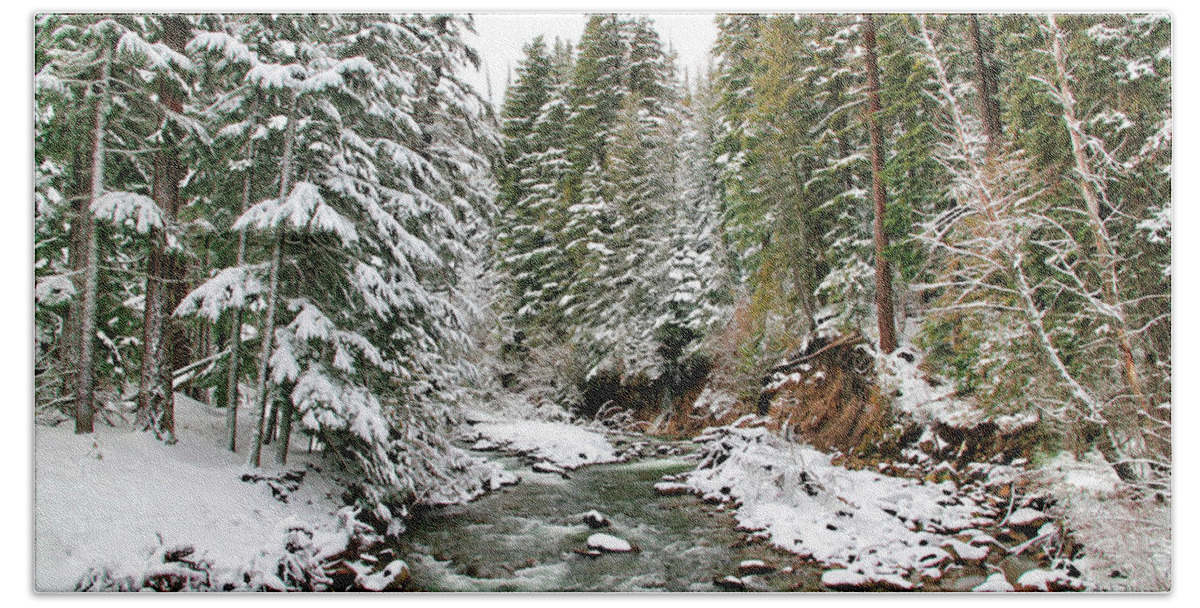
[177,14,500,528]
[560,160,618,377]
[496,36,574,338]
[184,15,270,450]
[655,81,733,361]
[711,14,769,285]
[565,14,626,190]
[120,15,199,442]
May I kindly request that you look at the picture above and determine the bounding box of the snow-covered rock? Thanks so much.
[972,572,1014,592]
[821,569,916,591]
[713,575,746,590]
[943,538,989,562]
[581,510,610,529]
[532,461,569,476]
[1007,507,1048,527]
[586,533,634,553]
[355,559,410,591]
[1015,568,1084,592]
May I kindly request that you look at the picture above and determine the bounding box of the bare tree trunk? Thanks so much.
[74,45,111,434]
[137,16,190,443]
[275,395,294,465]
[863,14,898,354]
[968,15,1002,152]
[63,128,89,403]
[248,231,283,468]
[225,136,256,452]
[248,109,295,468]
[1047,15,1150,419]
[1047,16,1155,482]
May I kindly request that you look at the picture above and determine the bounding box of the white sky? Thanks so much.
[463,13,720,108]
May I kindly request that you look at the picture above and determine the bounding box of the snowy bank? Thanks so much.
[35,393,511,591]
[684,424,991,580]
[35,395,352,590]
[464,420,619,470]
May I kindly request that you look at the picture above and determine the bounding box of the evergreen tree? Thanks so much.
[176,14,501,527]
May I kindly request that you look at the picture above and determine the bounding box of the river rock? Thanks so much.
[581,510,610,529]
[654,481,689,496]
[713,575,746,590]
[738,559,775,575]
[586,533,634,553]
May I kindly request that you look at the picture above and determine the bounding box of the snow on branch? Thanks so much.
[174,263,268,321]
[245,62,306,90]
[291,366,390,444]
[91,191,166,234]
[35,275,75,306]
[233,182,358,245]
[186,31,257,65]
[116,31,195,73]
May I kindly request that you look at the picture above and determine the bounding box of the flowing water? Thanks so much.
[397,449,830,592]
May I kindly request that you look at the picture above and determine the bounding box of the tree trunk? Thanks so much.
[63,122,89,403]
[789,172,816,334]
[863,14,898,354]
[137,16,190,443]
[248,109,295,468]
[74,44,111,434]
[225,133,256,452]
[248,231,283,468]
[275,395,294,466]
[1047,15,1153,479]
[968,15,1002,152]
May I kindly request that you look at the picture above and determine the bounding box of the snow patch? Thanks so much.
[466,420,618,470]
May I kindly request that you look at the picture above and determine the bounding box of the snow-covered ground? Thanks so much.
[684,424,993,581]
[35,394,347,591]
[464,419,619,470]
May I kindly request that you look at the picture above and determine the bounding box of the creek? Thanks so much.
[396,447,829,592]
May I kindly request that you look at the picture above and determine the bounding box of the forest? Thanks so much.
[34,13,1170,592]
